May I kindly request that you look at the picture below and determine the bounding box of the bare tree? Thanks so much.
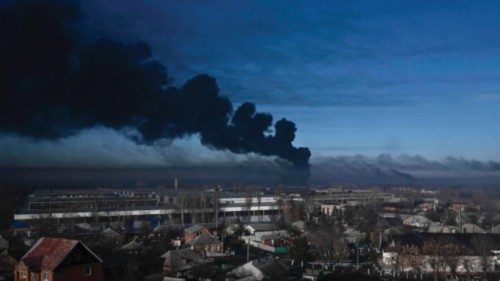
[307,228,333,260]
[213,186,220,226]
[139,221,150,237]
[369,218,384,251]
[244,188,253,223]
[442,243,464,279]
[275,186,285,224]
[472,235,494,278]
[389,242,405,278]
[303,197,315,222]
[64,200,80,233]
[188,194,201,224]
[398,188,419,210]
[199,193,209,223]
[256,192,262,223]
[282,200,300,224]
[176,193,189,225]
[401,245,421,280]
[331,236,349,263]
[422,239,444,281]
[91,198,100,224]
[35,213,58,236]
[462,256,473,281]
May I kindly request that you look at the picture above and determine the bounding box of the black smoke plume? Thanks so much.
[0,1,311,171]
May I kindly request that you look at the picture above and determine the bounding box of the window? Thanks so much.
[20,271,27,278]
[84,265,92,277]
[32,274,38,281]
[42,272,48,281]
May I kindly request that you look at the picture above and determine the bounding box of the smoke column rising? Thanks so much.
[0,1,311,176]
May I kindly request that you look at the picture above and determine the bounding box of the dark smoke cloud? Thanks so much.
[0,0,311,170]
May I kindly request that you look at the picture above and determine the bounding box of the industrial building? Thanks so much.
[13,186,395,233]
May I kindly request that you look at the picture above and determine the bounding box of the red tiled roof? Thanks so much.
[22,237,79,272]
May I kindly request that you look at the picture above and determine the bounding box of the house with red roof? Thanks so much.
[14,237,103,281]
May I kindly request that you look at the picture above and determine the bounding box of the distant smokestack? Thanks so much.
[174,178,178,190]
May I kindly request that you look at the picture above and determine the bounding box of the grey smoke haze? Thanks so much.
[0,128,308,185]
[1,129,499,186]
[312,155,500,186]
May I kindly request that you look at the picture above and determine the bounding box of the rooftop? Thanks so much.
[186,233,221,246]
[246,223,280,232]
[21,237,101,271]
[185,225,207,234]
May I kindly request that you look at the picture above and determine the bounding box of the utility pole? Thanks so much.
[246,238,250,262]
[49,189,53,219]
[356,242,359,270]
[220,232,224,256]
[215,185,220,227]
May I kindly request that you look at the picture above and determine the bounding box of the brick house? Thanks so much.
[14,237,103,281]
[184,225,210,243]
[186,233,222,253]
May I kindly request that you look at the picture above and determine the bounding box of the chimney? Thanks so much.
[174,178,178,190]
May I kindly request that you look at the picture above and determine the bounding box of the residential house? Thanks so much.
[403,215,431,229]
[461,223,486,234]
[227,257,291,281]
[184,225,210,243]
[321,204,341,216]
[384,227,404,237]
[99,228,124,247]
[491,225,500,234]
[260,235,291,248]
[381,233,500,276]
[14,237,103,281]
[244,223,287,238]
[455,212,479,226]
[383,202,410,214]
[381,216,403,228]
[185,233,222,254]
[120,239,144,255]
[427,225,460,234]
[160,248,210,274]
[242,224,289,254]
[451,203,469,213]
[451,202,481,213]
[417,202,435,212]
[343,228,366,243]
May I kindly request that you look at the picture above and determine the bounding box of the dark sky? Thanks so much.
[1,0,500,185]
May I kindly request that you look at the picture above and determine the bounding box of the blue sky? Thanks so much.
[79,0,500,161]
